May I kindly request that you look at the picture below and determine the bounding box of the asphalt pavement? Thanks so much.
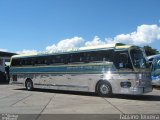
[0,84,160,120]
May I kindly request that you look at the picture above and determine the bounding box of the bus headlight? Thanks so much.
[138,74,142,80]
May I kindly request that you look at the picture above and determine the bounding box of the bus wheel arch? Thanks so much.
[25,78,34,91]
[96,80,112,97]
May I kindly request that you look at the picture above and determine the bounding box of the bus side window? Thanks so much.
[52,59,55,64]
[34,59,38,65]
[54,55,64,64]
[24,59,28,66]
[36,58,42,65]
[80,57,83,62]
[43,56,49,65]
[19,59,23,66]
[83,53,90,63]
[0,59,3,66]
[77,53,84,63]
[69,54,73,63]
[78,53,85,63]
[46,59,51,65]
[47,56,54,65]
[86,50,113,63]
[12,59,21,66]
[63,55,68,64]
[68,53,85,64]
[31,58,35,65]
[60,55,64,64]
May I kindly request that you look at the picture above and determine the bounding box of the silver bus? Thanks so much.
[10,43,152,96]
[148,54,160,86]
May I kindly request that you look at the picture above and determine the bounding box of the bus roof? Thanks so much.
[12,43,132,59]
[0,51,16,57]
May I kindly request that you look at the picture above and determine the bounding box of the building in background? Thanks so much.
[0,51,16,83]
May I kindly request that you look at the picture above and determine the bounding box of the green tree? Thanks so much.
[143,46,159,56]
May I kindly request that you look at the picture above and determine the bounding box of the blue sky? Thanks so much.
[0,0,160,53]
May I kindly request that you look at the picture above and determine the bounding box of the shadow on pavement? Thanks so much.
[14,88,98,97]
[14,88,160,101]
[110,94,160,101]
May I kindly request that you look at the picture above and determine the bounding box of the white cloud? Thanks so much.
[46,37,84,53]
[16,49,38,54]
[110,24,160,45]
[0,48,8,52]
[15,24,160,54]
[46,36,107,53]
[85,36,105,46]
[45,24,160,53]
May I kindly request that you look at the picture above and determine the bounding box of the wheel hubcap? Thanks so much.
[100,84,109,95]
[27,82,31,89]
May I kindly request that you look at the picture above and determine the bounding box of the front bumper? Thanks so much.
[130,86,153,95]
[120,86,153,95]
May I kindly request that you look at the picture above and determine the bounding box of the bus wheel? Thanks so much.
[25,79,33,91]
[96,81,112,97]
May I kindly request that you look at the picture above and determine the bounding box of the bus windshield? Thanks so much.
[130,48,147,69]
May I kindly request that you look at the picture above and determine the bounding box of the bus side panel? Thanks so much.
[65,74,102,92]
[10,73,26,87]
[33,73,101,92]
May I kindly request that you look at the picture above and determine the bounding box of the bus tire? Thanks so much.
[25,79,34,91]
[96,81,112,97]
